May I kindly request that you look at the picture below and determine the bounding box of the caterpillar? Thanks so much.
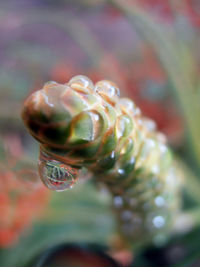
[22,75,182,246]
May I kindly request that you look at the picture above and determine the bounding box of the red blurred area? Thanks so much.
[0,167,49,247]
[0,136,50,248]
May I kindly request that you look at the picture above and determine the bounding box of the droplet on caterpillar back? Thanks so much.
[38,149,79,191]
[68,75,94,91]
[119,98,141,116]
[94,80,120,104]
[44,81,58,89]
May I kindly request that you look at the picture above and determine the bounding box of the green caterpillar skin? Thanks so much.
[22,75,182,246]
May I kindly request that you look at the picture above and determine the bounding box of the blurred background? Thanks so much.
[1,0,200,266]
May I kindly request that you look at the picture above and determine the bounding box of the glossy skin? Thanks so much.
[22,75,182,246]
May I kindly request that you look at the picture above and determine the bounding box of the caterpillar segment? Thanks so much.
[22,75,182,245]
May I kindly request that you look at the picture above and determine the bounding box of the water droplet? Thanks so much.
[128,197,138,207]
[157,132,167,144]
[159,143,168,154]
[122,222,134,235]
[166,167,177,188]
[132,214,142,226]
[151,165,160,175]
[113,196,123,208]
[38,150,79,191]
[94,80,120,102]
[155,196,165,207]
[140,138,156,162]
[135,108,141,116]
[121,210,132,221]
[118,168,125,175]
[142,118,157,132]
[68,75,94,91]
[153,215,165,228]
[119,98,134,110]
[153,233,168,246]
[119,98,141,116]
[143,201,151,211]
[44,81,58,89]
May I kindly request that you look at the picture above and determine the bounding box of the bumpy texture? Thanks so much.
[22,75,182,246]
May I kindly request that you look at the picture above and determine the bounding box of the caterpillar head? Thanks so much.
[21,75,123,153]
[21,75,121,190]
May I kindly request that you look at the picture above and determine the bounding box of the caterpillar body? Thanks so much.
[22,75,182,246]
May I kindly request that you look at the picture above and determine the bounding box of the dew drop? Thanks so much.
[119,98,141,116]
[153,233,168,246]
[132,214,142,226]
[142,117,157,132]
[129,197,138,207]
[155,196,165,207]
[68,75,94,90]
[118,168,125,175]
[44,81,58,89]
[121,210,133,221]
[113,196,123,208]
[159,143,168,154]
[94,80,120,101]
[153,215,165,228]
[157,132,167,144]
[122,222,134,235]
[119,98,134,110]
[38,150,79,191]
[135,107,141,116]
[151,164,160,175]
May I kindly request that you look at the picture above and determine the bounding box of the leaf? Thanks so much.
[0,182,115,267]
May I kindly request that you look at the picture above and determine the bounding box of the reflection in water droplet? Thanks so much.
[38,150,79,191]
[94,80,120,100]
[68,75,94,90]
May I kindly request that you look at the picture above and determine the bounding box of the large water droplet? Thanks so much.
[94,80,120,103]
[38,150,79,191]
[68,75,94,91]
